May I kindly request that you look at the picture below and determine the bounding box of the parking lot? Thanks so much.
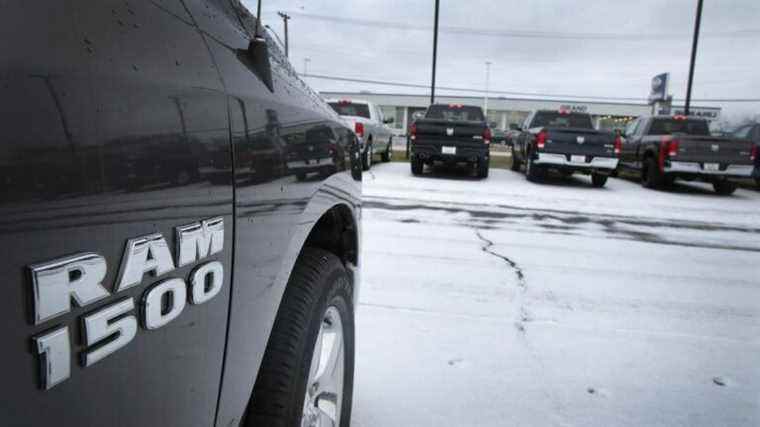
[353,162,760,427]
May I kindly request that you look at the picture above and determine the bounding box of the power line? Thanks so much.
[302,72,760,103]
[280,11,760,41]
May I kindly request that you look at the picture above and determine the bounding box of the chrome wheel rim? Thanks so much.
[301,306,345,427]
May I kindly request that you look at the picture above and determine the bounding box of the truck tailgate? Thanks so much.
[673,136,754,165]
[415,119,487,149]
[544,127,616,157]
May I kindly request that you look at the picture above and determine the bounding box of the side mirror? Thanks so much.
[237,36,274,92]
[384,118,394,124]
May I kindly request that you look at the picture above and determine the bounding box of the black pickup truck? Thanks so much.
[619,115,755,195]
[729,123,760,187]
[512,110,620,187]
[1,1,361,426]
[409,104,491,178]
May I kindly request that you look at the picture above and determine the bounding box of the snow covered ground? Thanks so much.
[352,162,760,427]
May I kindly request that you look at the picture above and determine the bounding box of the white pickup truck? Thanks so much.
[328,98,395,170]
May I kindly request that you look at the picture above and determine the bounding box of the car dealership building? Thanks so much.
[320,92,722,135]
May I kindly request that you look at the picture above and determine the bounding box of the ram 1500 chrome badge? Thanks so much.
[29,217,225,390]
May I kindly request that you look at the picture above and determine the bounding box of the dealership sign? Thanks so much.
[648,73,669,104]
[559,104,588,113]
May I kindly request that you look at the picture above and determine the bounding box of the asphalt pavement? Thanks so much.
[352,162,760,427]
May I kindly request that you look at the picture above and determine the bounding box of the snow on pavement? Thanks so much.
[353,163,760,427]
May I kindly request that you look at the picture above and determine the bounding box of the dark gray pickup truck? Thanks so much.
[409,104,491,178]
[512,110,620,187]
[1,1,361,426]
[619,115,755,195]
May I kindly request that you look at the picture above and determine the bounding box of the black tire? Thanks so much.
[713,180,738,195]
[362,144,372,171]
[246,248,355,427]
[477,158,489,179]
[411,156,423,175]
[591,173,608,188]
[641,157,667,190]
[510,148,521,171]
[381,141,392,162]
[559,169,574,178]
[525,152,544,182]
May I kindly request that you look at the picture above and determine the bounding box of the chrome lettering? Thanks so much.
[33,326,71,389]
[141,278,187,330]
[175,217,224,267]
[29,253,110,325]
[81,298,137,366]
[116,233,175,291]
[189,261,224,305]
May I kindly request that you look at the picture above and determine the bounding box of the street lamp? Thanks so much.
[484,61,492,117]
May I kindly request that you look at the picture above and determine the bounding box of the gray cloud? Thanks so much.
[248,0,760,121]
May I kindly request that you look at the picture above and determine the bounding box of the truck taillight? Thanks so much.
[355,122,364,138]
[483,128,492,145]
[752,144,758,161]
[614,135,622,156]
[659,137,679,171]
[410,123,417,141]
[668,139,680,157]
[536,130,547,150]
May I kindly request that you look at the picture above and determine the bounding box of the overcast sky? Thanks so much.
[246,0,760,122]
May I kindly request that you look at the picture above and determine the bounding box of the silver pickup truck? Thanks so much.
[328,98,395,170]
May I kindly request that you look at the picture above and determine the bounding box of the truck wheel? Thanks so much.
[591,173,608,188]
[411,156,423,175]
[525,154,544,182]
[381,141,392,162]
[362,144,373,171]
[641,157,666,190]
[510,149,521,171]
[477,158,489,179]
[246,248,354,427]
[713,180,737,195]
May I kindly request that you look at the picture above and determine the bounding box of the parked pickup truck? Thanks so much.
[409,104,491,178]
[1,2,361,426]
[729,122,760,187]
[328,98,395,170]
[512,110,620,187]
[619,115,756,195]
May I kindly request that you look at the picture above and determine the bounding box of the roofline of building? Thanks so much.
[319,91,721,111]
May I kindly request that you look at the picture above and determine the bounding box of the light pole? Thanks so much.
[430,0,440,105]
[277,11,291,57]
[685,0,703,115]
[484,61,492,117]
[304,57,311,76]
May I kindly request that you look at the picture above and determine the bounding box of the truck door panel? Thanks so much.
[0,1,233,425]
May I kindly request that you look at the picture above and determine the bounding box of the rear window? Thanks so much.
[329,102,370,119]
[531,112,593,129]
[648,119,710,136]
[425,105,485,122]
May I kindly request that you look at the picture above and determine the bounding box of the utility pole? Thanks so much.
[430,0,440,105]
[685,0,703,115]
[484,61,492,116]
[277,12,291,57]
[303,57,311,76]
